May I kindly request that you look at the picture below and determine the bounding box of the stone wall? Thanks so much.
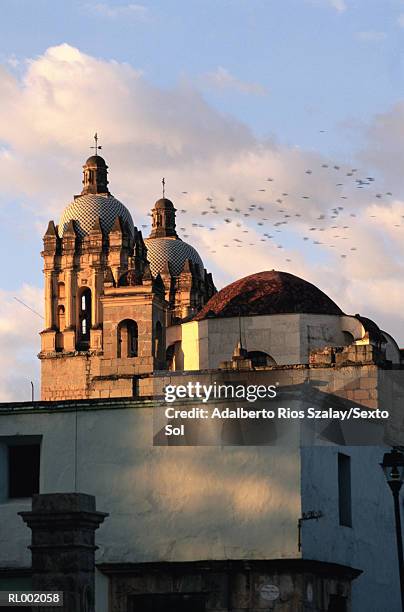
[103,560,359,612]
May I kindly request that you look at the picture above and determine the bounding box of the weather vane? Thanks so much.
[90,132,102,156]
[162,177,166,198]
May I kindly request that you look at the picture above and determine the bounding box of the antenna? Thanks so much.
[238,306,243,349]
[90,132,102,156]
[162,177,166,198]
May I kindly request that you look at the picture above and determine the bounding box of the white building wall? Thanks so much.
[0,404,301,567]
[301,446,401,612]
[0,405,399,610]
[182,313,353,370]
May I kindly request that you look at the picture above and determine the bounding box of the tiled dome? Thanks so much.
[59,194,135,238]
[194,270,343,320]
[144,237,204,277]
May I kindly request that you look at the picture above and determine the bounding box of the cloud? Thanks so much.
[356,31,386,42]
[83,2,148,19]
[0,43,404,399]
[0,285,42,402]
[202,67,269,96]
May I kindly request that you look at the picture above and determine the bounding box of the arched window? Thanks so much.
[117,320,138,358]
[247,351,276,367]
[57,282,65,299]
[56,305,65,351]
[57,305,65,331]
[78,287,91,348]
[154,321,163,361]
[166,341,183,371]
[343,331,355,346]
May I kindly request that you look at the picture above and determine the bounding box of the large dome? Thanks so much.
[59,194,135,238]
[194,270,342,320]
[144,237,204,277]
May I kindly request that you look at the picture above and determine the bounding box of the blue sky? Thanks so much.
[1,0,403,155]
[1,0,404,399]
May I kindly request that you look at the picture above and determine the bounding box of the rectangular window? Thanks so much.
[338,453,352,527]
[8,444,40,499]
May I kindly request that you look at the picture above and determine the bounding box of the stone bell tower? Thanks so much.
[39,146,168,401]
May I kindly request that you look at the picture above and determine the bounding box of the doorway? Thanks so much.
[128,593,205,612]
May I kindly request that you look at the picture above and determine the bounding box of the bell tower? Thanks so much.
[39,146,168,401]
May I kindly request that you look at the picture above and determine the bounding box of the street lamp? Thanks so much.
[380,448,404,612]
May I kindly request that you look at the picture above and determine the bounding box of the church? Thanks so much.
[0,149,403,612]
[39,151,401,400]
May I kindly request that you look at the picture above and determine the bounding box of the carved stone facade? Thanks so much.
[39,156,166,400]
[145,197,216,321]
[39,154,216,401]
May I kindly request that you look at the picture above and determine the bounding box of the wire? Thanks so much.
[13,297,44,319]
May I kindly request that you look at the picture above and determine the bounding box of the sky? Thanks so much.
[1,0,404,400]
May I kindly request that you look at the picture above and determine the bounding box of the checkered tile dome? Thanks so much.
[144,237,204,277]
[58,194,135,238]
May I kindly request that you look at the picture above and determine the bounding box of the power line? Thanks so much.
[13,297,44,320]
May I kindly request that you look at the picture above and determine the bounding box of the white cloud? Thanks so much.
[0,285,41,402]
[356,31,386,42]
[84,2,148,19]
[202,67,268,96]
[0,44,404,399]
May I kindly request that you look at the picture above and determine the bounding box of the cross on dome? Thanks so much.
[90,132,102,156]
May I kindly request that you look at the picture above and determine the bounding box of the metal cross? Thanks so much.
[90,132,102,156]
[162,177,166,198]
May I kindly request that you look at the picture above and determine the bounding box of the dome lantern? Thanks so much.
[81,133,109,195]
[58,142,134,238]
[149,179,178,239]
[81,155,109,196]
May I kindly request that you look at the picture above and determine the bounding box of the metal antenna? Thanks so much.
[13,297,44,319]
[238,306,243,349]
[90,132,102,156]
[162,177,166,198]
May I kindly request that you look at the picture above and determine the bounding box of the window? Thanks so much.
[8,444,40,499]
[338,453,352,527]
[57,305,65,331]
[117,320,138,358]
[247,351,276,367]
[154,321,163,361]
[57,282,65,299]
[78,288,91,348]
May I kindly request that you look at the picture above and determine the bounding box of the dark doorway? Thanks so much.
[128,593,205,612]
[328,594,347,612]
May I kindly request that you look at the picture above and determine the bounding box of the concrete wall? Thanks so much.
[0,402,301,567]
[301,446,401,612]
[181,314,352,370]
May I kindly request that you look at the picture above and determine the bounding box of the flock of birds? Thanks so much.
[140,161,398,265]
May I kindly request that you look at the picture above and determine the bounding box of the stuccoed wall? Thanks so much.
[181,314,351,370]
[301,446,401,612]
[0,401,301,570]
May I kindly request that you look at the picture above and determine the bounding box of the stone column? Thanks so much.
[65,268,75,328]
[44,272,54,330]
[19,493,108,612]
[63,269,77,351]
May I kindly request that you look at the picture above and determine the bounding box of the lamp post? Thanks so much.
[380,448,404,612]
